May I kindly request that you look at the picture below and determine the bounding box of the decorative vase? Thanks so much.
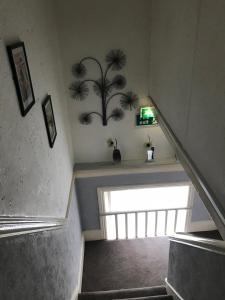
[113,148,121,163]
[146,146,155,162]
[151,146,155,160]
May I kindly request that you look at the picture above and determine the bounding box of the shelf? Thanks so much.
[74,159,183,178]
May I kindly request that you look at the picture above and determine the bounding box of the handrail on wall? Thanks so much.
[0,174,75,239]
[170,233,225,256]
[151,97,225,240]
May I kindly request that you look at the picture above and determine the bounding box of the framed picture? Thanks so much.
[7,42,35,116]
[42,95,57,148]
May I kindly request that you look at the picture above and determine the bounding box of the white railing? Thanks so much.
[100,207,192,240]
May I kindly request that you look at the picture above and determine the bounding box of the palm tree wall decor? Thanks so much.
[69,49,138,126]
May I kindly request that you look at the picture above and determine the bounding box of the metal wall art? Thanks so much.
[70,49,138,126]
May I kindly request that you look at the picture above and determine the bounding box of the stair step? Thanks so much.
[114,296,173,300]
[78,286,167,300]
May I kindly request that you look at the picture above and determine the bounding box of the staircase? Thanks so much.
[78,286,173,300]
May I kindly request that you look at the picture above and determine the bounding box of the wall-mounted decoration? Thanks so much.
[70,49,138,126]
[107,138,122,163]
[136,106,158,126]
[42,95,57,148]
[7,42,35,116]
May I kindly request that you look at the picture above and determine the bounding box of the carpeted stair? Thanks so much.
[78,286,173,300]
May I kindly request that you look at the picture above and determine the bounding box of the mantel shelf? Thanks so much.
[74,159,183,178]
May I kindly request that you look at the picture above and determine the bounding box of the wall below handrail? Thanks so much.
[168,232,225,299]
[0,174,83,300]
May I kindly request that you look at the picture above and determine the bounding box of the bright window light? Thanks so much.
[103,185,190,240]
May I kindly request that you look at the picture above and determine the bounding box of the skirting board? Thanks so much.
[188,220,216,232]
[165,278,184,300]
[71,234,85,300]
[83,229,104,241]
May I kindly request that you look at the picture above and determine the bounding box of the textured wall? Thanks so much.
[0,185,83,300]
[191,190,210,222]
[168,241,225,299]
[0,2,84,299]
[150,0,225,220]
[56,0,174,163]
[75,170,210,230]
[0,0,73,217]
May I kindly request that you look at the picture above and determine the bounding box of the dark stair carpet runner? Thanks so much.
[78,286,173,300]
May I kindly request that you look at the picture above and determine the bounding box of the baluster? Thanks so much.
[154,211,158,236]
[135,212,138,238]
[115,214,118,239]
[145,211,148,237]
[125,213,128,239]
[174,210,178,233]
[164,210,168,236]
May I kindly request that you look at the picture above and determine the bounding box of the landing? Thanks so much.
[82,237,169,292]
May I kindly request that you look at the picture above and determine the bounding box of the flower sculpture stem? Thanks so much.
[70,49,138,126]
[101,82,107,126]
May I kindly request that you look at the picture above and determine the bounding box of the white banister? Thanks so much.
[101,207,192,240]
[154,211,158,236]
[174,210,178,233]
[100,207,189,216]
[125,213,128,239]
[115,214,118,239]
[135,212,138,238]
[145,212,148,238]
[164,210,168,235]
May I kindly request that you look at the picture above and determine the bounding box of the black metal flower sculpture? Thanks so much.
[70,49,138,126]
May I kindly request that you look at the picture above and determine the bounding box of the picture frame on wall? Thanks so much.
[7,42,35,116]
[42,95,57,148]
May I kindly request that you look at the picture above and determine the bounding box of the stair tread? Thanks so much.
[114,295,173,300]
[78,286,167,300]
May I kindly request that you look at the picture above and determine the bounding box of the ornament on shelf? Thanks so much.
[144,135,155,162]
[107,138,122,163]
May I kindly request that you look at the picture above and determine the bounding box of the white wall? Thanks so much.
[0,0,73,217]
[56,0,174,163]
[150,0,225,213]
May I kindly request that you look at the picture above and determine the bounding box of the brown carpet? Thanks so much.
[82,237,169,292]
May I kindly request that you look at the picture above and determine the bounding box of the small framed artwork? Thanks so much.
[7,42,35,116]
[42,95,57,148]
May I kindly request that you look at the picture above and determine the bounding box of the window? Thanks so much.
[98,184,192,240]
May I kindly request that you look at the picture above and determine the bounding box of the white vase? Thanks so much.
[147,149,153,161]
